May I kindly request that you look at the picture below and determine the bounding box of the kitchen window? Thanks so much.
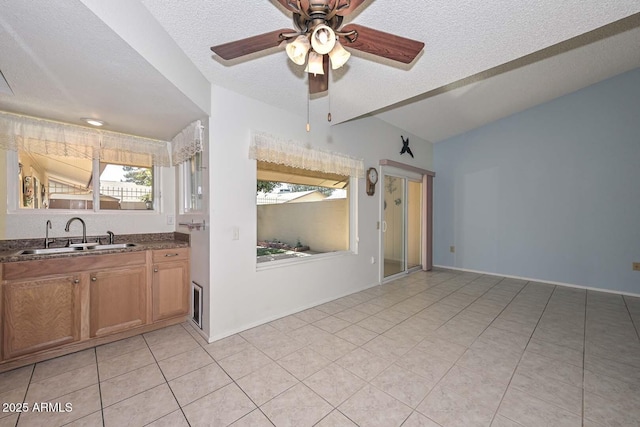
[16,149,156,211]
[1,111,170,212]
[173,120,205,214]
[180,151,203,213]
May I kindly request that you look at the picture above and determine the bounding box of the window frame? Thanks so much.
[5,150,162,215]
[255,172,359,271]
[178,151,204,215]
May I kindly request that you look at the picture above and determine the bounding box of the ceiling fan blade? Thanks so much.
[211,28,294,60]
[274,0,297,12]
[336,0,367,16]
[309,55,329,94]
[340,24,424,64]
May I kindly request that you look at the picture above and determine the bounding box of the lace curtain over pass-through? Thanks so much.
[0,111,171,166]
[249,131,364,178]
[172,120,203,165]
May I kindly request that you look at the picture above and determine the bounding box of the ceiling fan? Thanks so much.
[210,0,425,95]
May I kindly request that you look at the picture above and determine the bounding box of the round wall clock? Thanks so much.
[366,167,378,196]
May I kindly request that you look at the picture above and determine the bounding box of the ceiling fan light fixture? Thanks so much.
[304,51,325,75]
[285,35,311,65]
[311,24,336,55]
[328,40,351,69]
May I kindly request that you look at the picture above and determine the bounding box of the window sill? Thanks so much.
[256,250,355,271]
[7,209,160,215]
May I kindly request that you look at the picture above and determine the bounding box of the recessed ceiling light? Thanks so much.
[82,118,106,127]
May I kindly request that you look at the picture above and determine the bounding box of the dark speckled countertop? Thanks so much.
[0,232,190,263]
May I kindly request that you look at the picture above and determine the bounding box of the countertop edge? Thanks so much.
[0,240,189,264]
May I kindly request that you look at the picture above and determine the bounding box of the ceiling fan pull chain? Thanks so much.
[328,90,332,122]
[306,82,311,132]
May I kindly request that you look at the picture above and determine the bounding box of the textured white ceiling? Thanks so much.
[139,0,640,140]
[0,0,639,143]
[375,14,640,142]
[0,0,206,140]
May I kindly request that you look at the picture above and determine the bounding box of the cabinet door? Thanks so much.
[90,266,146,337]
[3,275,81,359]
[152,260,189,322]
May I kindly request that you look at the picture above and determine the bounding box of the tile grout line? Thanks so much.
[348,270,478,427]
[15,363,35,427]
[486,282,556,426]
[622,295,640,342]
[91,348,105,427]
[582,290,588,427]
[212,271,469,426]
[139,331,194,427]
[409,275,521,422]
[181,323,280,426]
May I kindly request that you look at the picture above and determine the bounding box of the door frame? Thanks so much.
[378,160,435,283]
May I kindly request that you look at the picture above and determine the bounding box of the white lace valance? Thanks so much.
[172,119,204,165]
[249,131,364,178]
[101,133,170,167]
[0,111,170,167]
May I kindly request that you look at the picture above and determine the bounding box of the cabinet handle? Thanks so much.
[154,268,158,272]
[73,279,80,284]
[91,277,97,282]
[164,253,179,257]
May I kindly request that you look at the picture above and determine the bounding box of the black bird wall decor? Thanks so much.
[400,135,414,158]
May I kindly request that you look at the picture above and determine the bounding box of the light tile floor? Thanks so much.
[1,269,639,426]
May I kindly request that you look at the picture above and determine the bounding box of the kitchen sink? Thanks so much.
[68,243,100,249]
[17,243,137,256]
[18,247,83,255]
[86,243,138,250]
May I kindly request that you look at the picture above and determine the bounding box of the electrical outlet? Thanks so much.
[166,215,174,225]
[633,262,640,271]
[232,227,240,241]
[450,246,455,253]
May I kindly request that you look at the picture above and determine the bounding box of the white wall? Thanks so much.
[176,116,211,338]
[434,68,640,295]
[207,85,433,340]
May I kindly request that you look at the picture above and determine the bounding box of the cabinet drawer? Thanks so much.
[2,252,146,281]
[152,248,189,263]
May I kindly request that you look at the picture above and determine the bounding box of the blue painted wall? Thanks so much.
[433,68,640,294]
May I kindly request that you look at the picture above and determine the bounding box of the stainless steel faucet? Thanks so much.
[44,220,55,248]
[65,217,87,244]
[106,230,115,245]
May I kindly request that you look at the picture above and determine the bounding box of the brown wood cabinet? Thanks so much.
[3,274,81,359]
[0,248,189,369]
[90,266,147,337]
[152,248,189,322]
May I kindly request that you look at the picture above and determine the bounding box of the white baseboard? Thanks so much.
[433,265,640,298]
[206,280,382,343]
[188,319,210,342]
